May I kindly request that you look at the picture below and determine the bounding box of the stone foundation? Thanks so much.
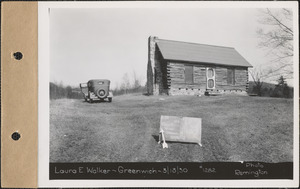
[169,88,248,96]
[208,89,248,96]
[169,88,205,96]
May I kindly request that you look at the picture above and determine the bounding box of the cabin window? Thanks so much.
[184,65,194,84]
[227,68,235,85]
[207,68,214,78]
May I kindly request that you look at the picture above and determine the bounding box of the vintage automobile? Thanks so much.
[80,79,113,103]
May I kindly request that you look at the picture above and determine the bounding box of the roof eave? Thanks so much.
[165,59,253,68]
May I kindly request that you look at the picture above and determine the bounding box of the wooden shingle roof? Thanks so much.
[156,39,252,67]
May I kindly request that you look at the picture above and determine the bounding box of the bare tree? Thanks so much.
[120,73,131,94]
[257,8,293,79]
[249,67,271,96]
[132,70,142,92]
[114,82,119,91]
[114,71,145,95]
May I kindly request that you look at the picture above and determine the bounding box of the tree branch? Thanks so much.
[266,8,293,35]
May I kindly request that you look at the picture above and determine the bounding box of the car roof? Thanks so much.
[88,79,110,82]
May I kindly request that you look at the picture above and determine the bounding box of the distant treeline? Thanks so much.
[112,85,147,96]
[248,81,293,98]
[50,80,293,100]
[49,81,146,100]
[50,82,82,99]
[111,71,147,96]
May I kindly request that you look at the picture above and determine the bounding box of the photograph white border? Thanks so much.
[38,1,299,187]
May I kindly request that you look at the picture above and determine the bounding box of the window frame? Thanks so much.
[227,68,235,85]
[184,64,194,84]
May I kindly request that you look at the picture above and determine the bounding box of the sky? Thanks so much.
[50,7,292,88]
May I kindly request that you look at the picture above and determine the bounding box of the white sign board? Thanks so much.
[159,115,202,146]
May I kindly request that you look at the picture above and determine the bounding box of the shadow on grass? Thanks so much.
[152,135,159,142]
[81,100,112,104]
[152,134,201,146]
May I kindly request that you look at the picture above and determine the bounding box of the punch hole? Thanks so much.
[13,52,23,60]
[11,132,21,141]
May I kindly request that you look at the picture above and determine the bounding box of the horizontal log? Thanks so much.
[169,71,184,74]
[170,76,184,80]
[170,80,185,83]
[170,82,206,86]
[169,72,184,75]
[216,84,246,87]
[170,79,185,83]
[215,86,247,90]
[169,71,184,73]
[168,65,185,69]
[170,78,185,81]
[171,85,207,89]
[169,74,184,77]
[194,77,206,80]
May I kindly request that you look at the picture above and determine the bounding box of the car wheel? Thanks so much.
[96,88,107,98]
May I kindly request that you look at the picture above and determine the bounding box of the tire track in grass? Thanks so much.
[122,111,160,162]
[124,99,176,162]
[201,122,231,162]
[51,99,112,162]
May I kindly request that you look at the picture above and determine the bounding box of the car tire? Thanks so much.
[96,88,108,98]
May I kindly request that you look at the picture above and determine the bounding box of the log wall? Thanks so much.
[215,66,248,91]
[155,48,169,94]
[167,62,206,96]
[194,66,207,86]
[166,62,249,96]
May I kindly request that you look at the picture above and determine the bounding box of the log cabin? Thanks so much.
[146,36,253,96]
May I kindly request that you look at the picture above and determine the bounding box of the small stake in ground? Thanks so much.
[159,129,168,148]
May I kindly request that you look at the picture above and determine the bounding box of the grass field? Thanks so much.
[50,94,293,163]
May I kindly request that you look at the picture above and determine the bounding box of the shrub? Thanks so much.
[270,76,292,98]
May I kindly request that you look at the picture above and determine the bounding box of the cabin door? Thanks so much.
[206,68,215,89]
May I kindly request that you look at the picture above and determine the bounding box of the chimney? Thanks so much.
[147,36,158,95]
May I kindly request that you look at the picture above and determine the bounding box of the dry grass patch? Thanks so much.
[50,95,293,163]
